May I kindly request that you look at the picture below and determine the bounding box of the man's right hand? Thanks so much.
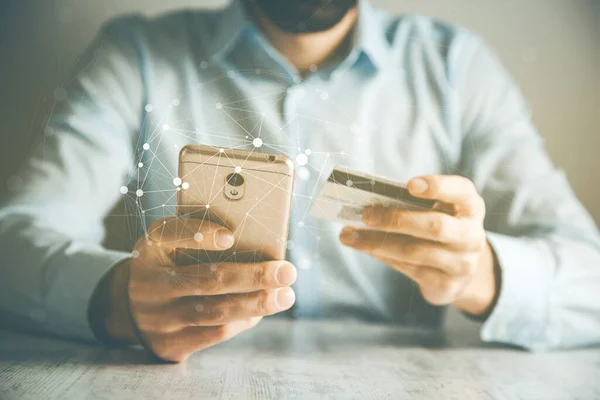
[100,217,297,362]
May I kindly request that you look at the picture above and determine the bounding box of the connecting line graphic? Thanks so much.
[106,58,433,319]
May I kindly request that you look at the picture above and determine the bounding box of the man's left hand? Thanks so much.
[339,175,498,317]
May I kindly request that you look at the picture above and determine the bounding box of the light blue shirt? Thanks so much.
[1,0,599,351]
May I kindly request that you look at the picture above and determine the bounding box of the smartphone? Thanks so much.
[175,144,295,265]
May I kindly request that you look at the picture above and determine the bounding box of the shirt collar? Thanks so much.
[206,0,391,70]
[354,0,391,70]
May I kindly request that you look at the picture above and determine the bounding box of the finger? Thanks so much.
[370,254,422,280]
[160,260,297,297]
[339,228,478,276]
[372,254,466,306]
[407,175,485,217]
[151,317,262,363]
[362,207,481,245]
[132,235,176,268]
[171,287,295,328]
[147,217,234,252]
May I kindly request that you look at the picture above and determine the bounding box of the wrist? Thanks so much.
[88,259,138,345]
[453,241,500,317]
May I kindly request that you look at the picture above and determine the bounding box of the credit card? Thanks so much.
[309,166,440,228]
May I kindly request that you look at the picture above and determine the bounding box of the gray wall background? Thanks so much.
[1,0,599,225]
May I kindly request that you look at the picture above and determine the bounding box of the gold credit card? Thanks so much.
[309,166,440,227]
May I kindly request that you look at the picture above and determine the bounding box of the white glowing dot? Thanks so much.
[234,166,242,173]
[162,124,170,131]
[176,187,181,191]
[170,270,176,276]
[172,98,180,106]
[346,180,353,186]
[194,232,203,242]
[298,256,312,270]
[142,143,150,150]
[205,204,210,209]
[200,61,208,69]
[261,112,266,117]
[320,91,329,100]
[131,250,140,258]
[138,162,143,168]
[210,263,218,272]
[136,189,143,197]
[304,148,312,155]
[181,182,190,190]
[245,135,249,139]
[195,304,204,312]
[309,64,318,72]
[219,148,225,153]
[173,177,182,186]
[296,153,308,166]
[298,221,305,227]
[119,186,128,194]
[144,104,153,112]
[216,102,222,109]
[297,166,310,181]
[253,138,263,147]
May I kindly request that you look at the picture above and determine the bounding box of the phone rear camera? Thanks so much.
[226,172,245,187]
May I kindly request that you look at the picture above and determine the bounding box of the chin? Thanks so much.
[254,0,358,33]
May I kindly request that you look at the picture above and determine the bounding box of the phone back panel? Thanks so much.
[176,145,295,264]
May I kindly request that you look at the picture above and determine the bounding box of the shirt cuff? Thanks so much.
[41,247,131,343]
[481,232,559,350]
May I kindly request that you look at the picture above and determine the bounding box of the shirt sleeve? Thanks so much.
[453,33,600,351]
[0,18,144,342]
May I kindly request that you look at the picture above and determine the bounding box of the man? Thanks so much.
[1,0,599,362]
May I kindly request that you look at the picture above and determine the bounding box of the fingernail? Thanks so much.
[363,207,382,226]
[409,178,428,194]
[340,227,359,245]
[215,228,234,249]
[275,263,297,285]
[275,287,296,310]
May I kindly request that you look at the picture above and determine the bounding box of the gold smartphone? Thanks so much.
[175,144,295,265]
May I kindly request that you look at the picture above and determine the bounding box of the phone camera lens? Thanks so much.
[226,173,245,187]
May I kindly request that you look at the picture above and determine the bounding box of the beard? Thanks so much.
[252,0,358,33]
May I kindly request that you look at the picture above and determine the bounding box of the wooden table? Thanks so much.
[1,319,599,399]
